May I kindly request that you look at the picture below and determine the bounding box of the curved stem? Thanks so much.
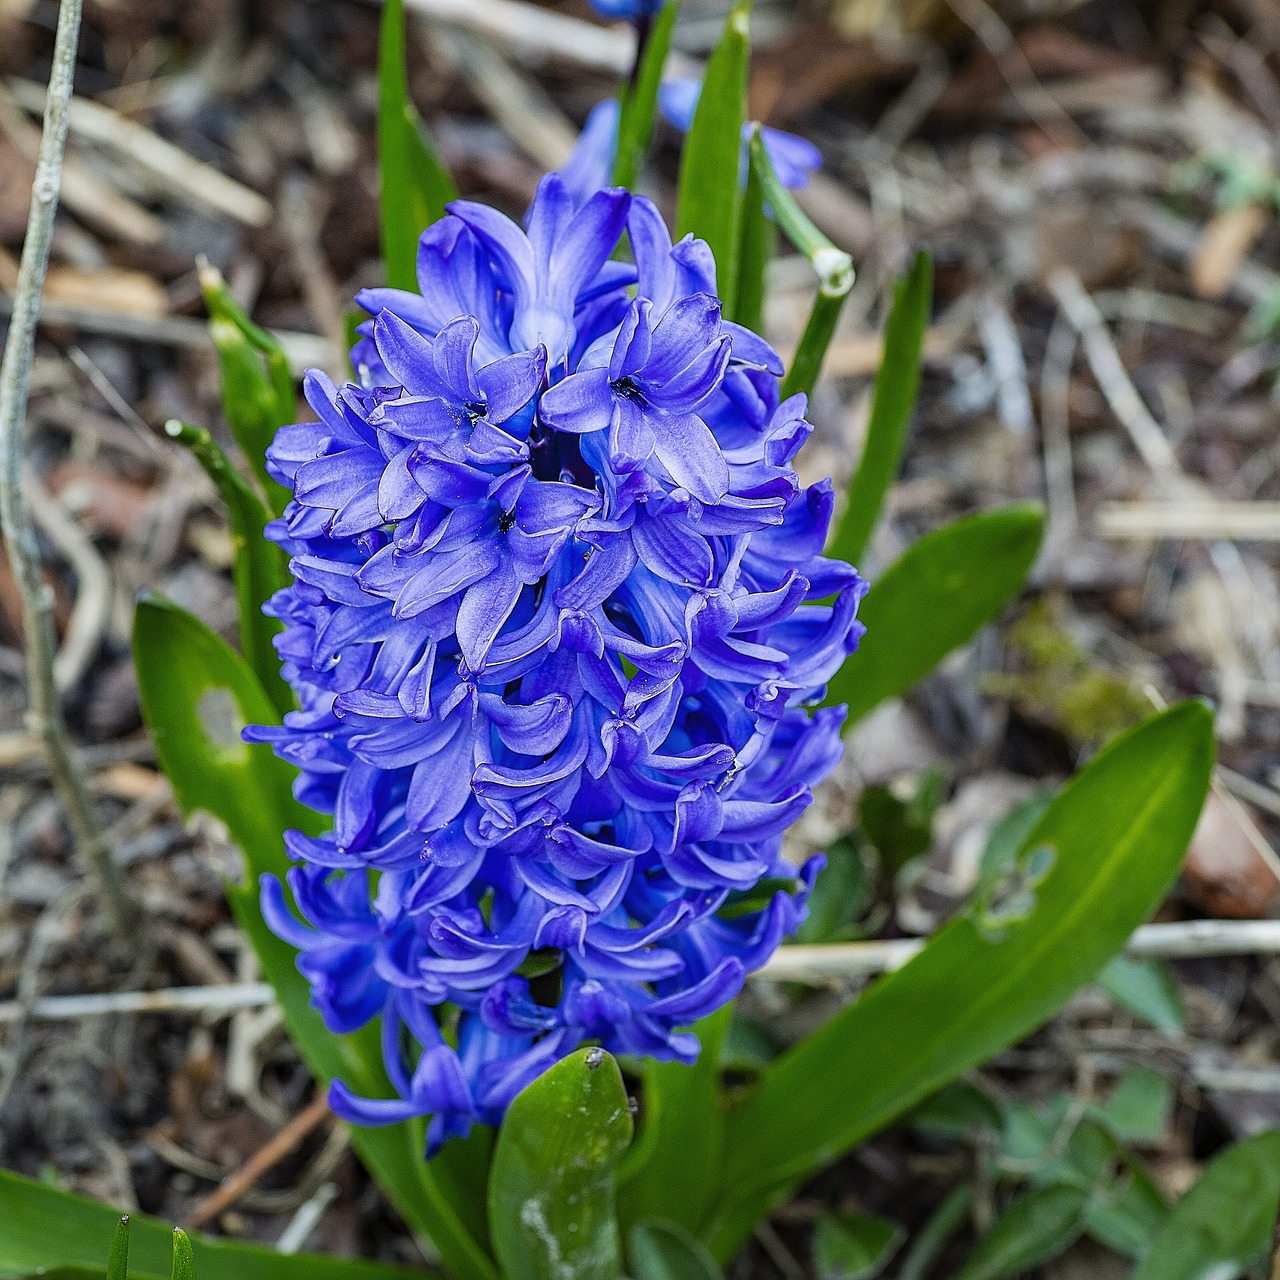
[0,0,136,937]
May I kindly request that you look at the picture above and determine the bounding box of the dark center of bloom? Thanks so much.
[464,399,487,426]
[611,375,647,406]
[497,508,516,533]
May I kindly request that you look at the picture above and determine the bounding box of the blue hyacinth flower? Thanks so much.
[249,173,865,1154]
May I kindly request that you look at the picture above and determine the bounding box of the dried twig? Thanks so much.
[1096,500,1280,542]
[25,472,111,690]
[8,76,273,227]
[423,24,578,172]
[760,920,1280,985]
[185,1093,334,1230]
[0,0,136,937]
[0,291,337,373]
[0,982,275,1024]
[401,0,635,75]
[15,920,1280,1024]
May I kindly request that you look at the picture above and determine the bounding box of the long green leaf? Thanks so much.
[613,1,679,191]
[379,0,457,291]
[163,420,290,714]
[0,1171,415,1280]
[488,1048,634,1280]
[828,253,932,567]
[132,596,497,1280]
[198,263,295,517]
[747,129,854,400]
[676,2,751,317]
[954,1186,1087,1280]
[733,159,770,334]
[826,504,1045,725]
[1132,1132,1280,1280]
[705,701,1214,1258]
[619,1005,732,1236]
[106,1219,129,1280]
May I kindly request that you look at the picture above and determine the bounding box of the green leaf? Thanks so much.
[793,838,871,944]
[379,0,457,291]
[132,596,497,1280]
[488,1048,634,1280]
[975,792,1054,897]
[858,769,944,878]
[169,1233,193,1280]
[132,592,315,877]
[1083,1158,1167,1259]
[0,1170,414,1280]
[954,1186,1088,1280]
[812,1211,903,1280]
[909,1081,1003,1141]
[896,1184,973,1280]
[825,504,1045,725]
[162,420,290,714]
[198,263,295,517]
[1133,1132,1280,1280]
[676,2,751,319]
[1098,954,1185,1036]
[628,1221,722,1280]
[1093,1066,1173,1145]
[106,1219,129,1280]
[620,1006,732,1236]
[612,1,679,192]
[829,253,931,567]
[705,701,1214,1259]
[732,158,771,333]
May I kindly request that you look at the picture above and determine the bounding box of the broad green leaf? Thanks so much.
[612,1,679,191]
[812,1211,903,1280]
[106,1218,129,1280]
[198,263,295,517]
[163,420,290,714]
[828,253,931,568]
[909,1081,1003,1141]
[620,1006,732,1236]
[1133,1132,1280,1280]
[379,0,456,291]
[133,592,315,875]
[825,504,1045,726]
[1098,954,1185,1036]
[746,129,854,400]
[705,702,1213,1259]
[1083,1158,1167,1259]
[0,1170,414,1280]
[132,596,496,1280]
[676,2,750,318]
[628,1221,722,1280]
[733,159,770,333]
[488,1048,633,1280]
[1093,1066,1173,1145]
[975,792,1053,897]
[793,838,871,944]
[954,1186,1088,1280]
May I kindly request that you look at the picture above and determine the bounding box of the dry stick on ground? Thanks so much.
[0,0,136,937]
[10,920,1280,1024]
[184,1093,334,1230]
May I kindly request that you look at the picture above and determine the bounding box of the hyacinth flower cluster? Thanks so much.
[249,175,865,1153]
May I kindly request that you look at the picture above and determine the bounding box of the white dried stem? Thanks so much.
[0,0,136,937]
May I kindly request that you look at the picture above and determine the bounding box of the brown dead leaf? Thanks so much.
[1182,789,1280,919]
[91,762,164,801]
[43,265,168,317]
[1034,202,1141,290]
[1190,203,1268,300]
